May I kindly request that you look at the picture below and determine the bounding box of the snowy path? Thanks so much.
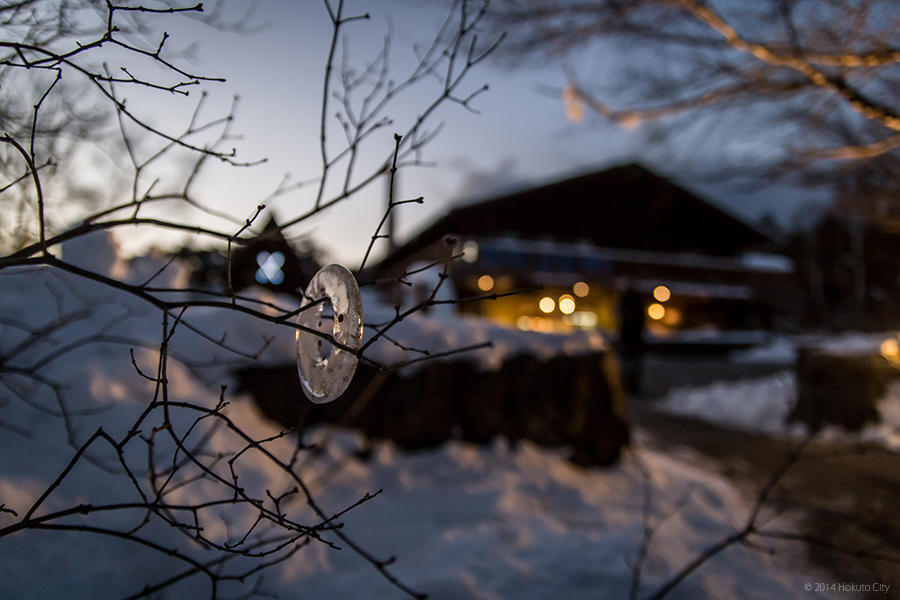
[632,406,900,595]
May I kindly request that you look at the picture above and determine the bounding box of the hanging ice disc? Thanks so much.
[295,264,363,403]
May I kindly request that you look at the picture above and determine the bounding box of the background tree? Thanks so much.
[491,0,899,191]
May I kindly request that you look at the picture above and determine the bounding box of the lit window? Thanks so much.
[255,251,285,285]
[647,303,665,320]
[558,294,576,315]
[539,296,555,313]
[573,281,590,297]
[653,285,671,303]
[569,311,598,328]
[477,274,494,292]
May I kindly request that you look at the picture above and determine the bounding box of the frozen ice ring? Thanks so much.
[295,264,363,403]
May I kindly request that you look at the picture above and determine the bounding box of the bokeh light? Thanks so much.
[539,297,555,313]
[653,285,671,302]
[880,337,900,363]
[647,303,666,320]
[477,274,494,291]
[461,240,479,263]
[573,281,590,297]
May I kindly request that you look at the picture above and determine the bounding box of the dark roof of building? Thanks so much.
[377,163,771,271]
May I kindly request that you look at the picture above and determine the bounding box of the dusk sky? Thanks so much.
[74,0,821,265]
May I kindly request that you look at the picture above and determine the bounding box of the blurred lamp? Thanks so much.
[880,337,900,364]
[647,303,665,320]
[539,297,555,313]
[653,285,671,302]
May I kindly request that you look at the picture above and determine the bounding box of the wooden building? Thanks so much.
[372,164,799,338]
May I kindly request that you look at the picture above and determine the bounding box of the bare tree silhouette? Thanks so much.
[493,0,899,186]
[0,1,502,597]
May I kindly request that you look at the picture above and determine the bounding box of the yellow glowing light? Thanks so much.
[881,338,899,360]
[573,281,590,297]
[653,285,671,303]
[647,303,666,320]
[477,274,494,292]
[516,316,532,331]
[558,294,576,315]
[539,297,555,313]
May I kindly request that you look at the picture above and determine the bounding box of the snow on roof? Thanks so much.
[469,235,793,274]
[739,251,794,273]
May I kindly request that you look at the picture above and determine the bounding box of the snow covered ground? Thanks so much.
[253,430,828,600]
[0,235,843,598]
[1,407,832,599]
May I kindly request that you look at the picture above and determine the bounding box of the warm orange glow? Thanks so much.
[573,281,590,297]
[539,297,555,313]
[477,274,494,292]
[662,306,682,327]
[562,83,584,124]
[558,294,576,315]
[881,338,899,361]
[495,275,514,291]
[653,285,671,302]
[619,111,642,130]
[647,303,666,320]
[532,317,550,332]
[516,316,532,331]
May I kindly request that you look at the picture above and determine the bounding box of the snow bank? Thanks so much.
[658,371,800,434]
[0,246,836,598]
[275,430,829,600]
[730,335,797,364]
[797,331,891,357]
[656,371,900,450]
